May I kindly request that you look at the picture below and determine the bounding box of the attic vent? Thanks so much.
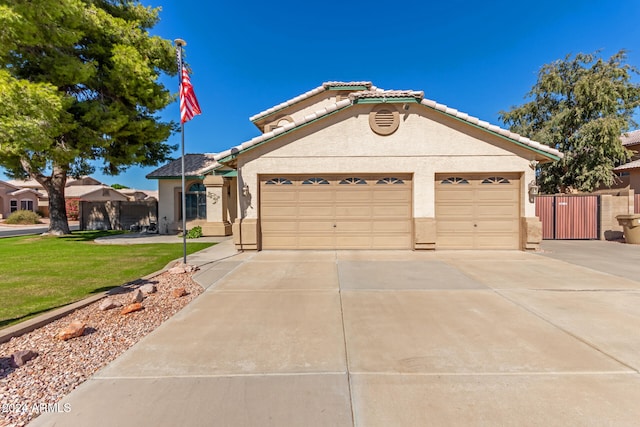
[369,105,400,136]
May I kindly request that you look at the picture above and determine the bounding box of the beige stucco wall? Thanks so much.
[0,187,40,218]
[237,104,542,221]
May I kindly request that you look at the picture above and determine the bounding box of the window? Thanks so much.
[185,183,206,220]
[481,177,510,184]
[20,200,34,211]
[265,178,292,185]
[339,177,367,185]
[440,177,469,184]
[10,200,17,213]
[302,177,330,185]
[376,177,405,185]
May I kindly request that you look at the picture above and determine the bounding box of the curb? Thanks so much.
[0,264,174,345]
[0,240,238,344]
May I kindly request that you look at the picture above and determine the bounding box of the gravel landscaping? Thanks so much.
[0,269,203,427]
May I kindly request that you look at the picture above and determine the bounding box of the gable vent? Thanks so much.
[369,105,400,135]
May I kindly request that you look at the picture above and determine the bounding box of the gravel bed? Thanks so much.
[0,270,203,427]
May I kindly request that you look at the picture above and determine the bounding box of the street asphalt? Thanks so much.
[23,239,640,426]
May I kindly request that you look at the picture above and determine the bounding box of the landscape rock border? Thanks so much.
[0,260,193,345]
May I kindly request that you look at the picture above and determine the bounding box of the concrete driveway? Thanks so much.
[31,242,640,426]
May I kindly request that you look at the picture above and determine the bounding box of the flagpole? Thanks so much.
[175,38,187,265]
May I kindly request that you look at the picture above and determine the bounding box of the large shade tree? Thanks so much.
[0,0,177,234]
[500,50,640,194]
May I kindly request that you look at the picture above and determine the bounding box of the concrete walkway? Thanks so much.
[31,245,640,426]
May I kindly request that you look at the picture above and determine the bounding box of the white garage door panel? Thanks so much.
[260,174,412,250]
[436,174,520,250]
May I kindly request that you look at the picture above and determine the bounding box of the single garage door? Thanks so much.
[260,174,412,249]
[435,173,520,249]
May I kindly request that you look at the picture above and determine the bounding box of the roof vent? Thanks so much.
[369,105,399,136]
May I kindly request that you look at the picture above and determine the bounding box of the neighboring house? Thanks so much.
[151,81,562,251]
[5,176,133,217]
[0,180,40,219]
[146,154,238,236]
[63,185,130,202]
[613,129,640,192]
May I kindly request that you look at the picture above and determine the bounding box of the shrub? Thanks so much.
[65,198,80,221]
[186,226,203,239]
[5,210,42,225]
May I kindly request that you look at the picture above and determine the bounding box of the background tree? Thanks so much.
[0,0,177,234]
[500,50,640,193]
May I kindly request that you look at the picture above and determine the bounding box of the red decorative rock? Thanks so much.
[57,321,86,341]
[121,302,143,315]
[172,287,187,298]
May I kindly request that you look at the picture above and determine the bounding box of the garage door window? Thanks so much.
[440,177,469,184]
[302,177,329,185]
[339,177,367,185]
[481,176,510,184]
[265,177,292,185]
[376,177,405,185]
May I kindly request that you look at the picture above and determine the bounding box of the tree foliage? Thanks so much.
[0,0,177,234]
[500,50,640,193]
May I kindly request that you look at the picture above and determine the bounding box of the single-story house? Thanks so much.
[146,154,238,236]
[149,81,563,251]
[5,176,128,217]
[0,180,40,219]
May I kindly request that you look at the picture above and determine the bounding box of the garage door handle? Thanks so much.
[474,224,477,227]
[333,224,337,228]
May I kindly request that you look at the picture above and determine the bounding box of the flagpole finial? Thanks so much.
[174,38,187,47]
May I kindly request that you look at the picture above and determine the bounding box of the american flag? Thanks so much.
[180,67,201,124]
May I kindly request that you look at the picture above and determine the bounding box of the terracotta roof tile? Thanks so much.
[214,85,563,162]
[249,81,375,123]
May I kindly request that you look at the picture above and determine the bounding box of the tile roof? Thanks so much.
[249,81,376,123]
[349,90,424,101]
[215,86,563,162]
[621,129,640,146]
[146,154,221,178]
[615,158,640,171]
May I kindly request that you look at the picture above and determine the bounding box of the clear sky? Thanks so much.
[3,0,640,190]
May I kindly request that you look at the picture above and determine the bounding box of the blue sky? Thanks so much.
[3,0,640,190]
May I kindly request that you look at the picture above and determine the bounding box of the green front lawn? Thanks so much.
[0,231,214,329]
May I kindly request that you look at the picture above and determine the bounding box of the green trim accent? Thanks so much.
[427,106,562,161]
[216,170,237,177]
[218,103,353,163]
[327,85,369,91]
[353,97,421,105]
[147,175,205,180]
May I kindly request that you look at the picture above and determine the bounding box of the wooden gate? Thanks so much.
[535,195,599,239]
[635,194,640,214]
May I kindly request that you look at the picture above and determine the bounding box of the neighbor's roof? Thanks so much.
[250,81,376,122]
[215,85,563,162]
[146,154,221,179]
[621,129,640,146]
[63,185,122,198]
[615,159,640,171]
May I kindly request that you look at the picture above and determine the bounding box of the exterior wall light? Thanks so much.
[242,184,250,197]
[528,180,539,203]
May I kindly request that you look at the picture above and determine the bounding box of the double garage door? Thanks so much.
[260,174,412,249]
[260,173,520,250]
